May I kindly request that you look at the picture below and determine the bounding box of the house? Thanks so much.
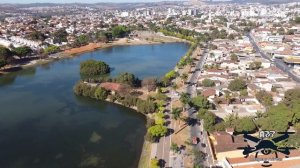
[210,131,247,161]
[99,82,128,94]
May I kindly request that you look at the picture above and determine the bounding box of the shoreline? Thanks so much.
[0,37,189,75]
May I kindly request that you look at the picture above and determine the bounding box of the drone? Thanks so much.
[238,132,296,159]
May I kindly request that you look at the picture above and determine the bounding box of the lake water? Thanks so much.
[0,42,189,168]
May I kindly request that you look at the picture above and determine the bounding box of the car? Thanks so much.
[192,137,199,145]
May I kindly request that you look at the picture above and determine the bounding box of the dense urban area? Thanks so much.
[1,0,300,168]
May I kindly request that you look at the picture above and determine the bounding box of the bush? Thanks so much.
[256,90,273,107]
[228,78,247,91]
[115,72,139,87]
[94,87,109,100]
[73,81,96,98]
[136,99,156,114]
[202,79,215,87]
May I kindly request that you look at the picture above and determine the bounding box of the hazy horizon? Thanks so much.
[0,0,185,4]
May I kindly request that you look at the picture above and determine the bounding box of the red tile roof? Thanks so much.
[99,82,123,92]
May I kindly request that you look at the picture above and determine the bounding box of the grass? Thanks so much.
[138,140,152,168]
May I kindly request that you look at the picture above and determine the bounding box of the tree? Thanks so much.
[230,53,238,62]
[224,90,232,105]
[234,117,256,133]
[0,46,12,68]
[122,94,138,107]
[94,87,108,100]
[136,99,156,114]
[240,89,248,97]
[202,79,215,87]
[142,77,157,91]
[44,45,60,54]
[180,93,191,110]
[191,95,210,110]
[295,17,300,24]
[28,31,46,41]
[172,107,182,121]
[249,61,262,70]
[283,88,300,107]
[73,35,90,47]
[155,112,165,125]
[203,111,217,132]
[115,72,139,87]
[112,25,130,38]
[150,158,160,168]
[80,59,110,77]
[165,70,177,80]
[193,149,206,166]
[0,60,6,68]
[228,78,247,91]
[148,124,168,137]
[256,90,273,107]
[181,73,188,82]
[13,46,32,57]
[257,103,293,132]
[53,28,68,44]
[171,143,180,153]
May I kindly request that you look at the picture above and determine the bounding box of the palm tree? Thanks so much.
[180,73,188,83]
[180,93,191,112]
[172,107,182,126]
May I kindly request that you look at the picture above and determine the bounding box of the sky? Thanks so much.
[1,0,182,4]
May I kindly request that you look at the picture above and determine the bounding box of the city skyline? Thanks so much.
[0,0,185,4]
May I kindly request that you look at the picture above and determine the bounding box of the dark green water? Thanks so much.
[0,43,189,168]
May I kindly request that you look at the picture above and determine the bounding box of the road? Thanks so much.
[247,34,300,83]
[186,47,215,167]
[156,46,214,168]
[155,92,175,167]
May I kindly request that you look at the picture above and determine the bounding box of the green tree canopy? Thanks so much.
[73,34,90,47]
[234,117,256,133]
[148,124,168,137]
[228,78,247,91]
[28,31,46,41]
[191,95,210,110]
[0,46,13,68]
[44,45,60,54]
[202,79,215,87]
[80,59,110,77]
[249,61,262,70]
[150,158,160,168]
[256,90,273,107]
[230,53,238,62]
[136,99,156,114]
[115,72,139,87]
[112,25,130,38]
[165,70,177,79]
[257,103,293,132]
[180,93,191,106]
[172,107,182,120]
[53,28,68,44]
[13,46,32,57]
[94,87,109,100]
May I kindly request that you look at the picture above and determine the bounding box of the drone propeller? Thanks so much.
[237,146,255,150]
[277,132,295,134]
[272,132,295,143]
[244,133,261,143]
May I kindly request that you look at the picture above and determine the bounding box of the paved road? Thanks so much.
[247,34,300,83]
[155,93,176,167]
[186,47,214,167]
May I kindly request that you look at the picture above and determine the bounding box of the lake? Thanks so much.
[0,42,189,168]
